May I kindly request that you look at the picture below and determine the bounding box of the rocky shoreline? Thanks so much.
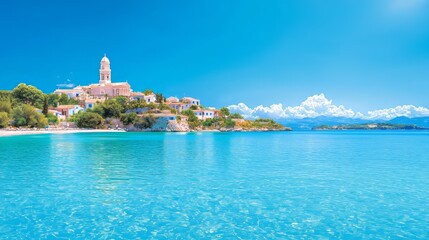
[0,126,292,137]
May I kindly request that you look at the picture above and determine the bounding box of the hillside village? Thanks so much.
[0,55,287,132]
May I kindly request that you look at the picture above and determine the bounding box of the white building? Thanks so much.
[168,102,183,113]
[49,109,66,121]
[131,92,145,101]
[55,105,84,119]
[182,97,200,105]
[166,96,179,103]
[144,94,156,103]
[130,92,158,103]
[192,109,217,120]
[83,99,103,110]
[54,86,87,100]
[182,97,200,111]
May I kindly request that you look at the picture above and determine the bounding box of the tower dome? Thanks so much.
[101,54,110,63]
[99,54,111,85]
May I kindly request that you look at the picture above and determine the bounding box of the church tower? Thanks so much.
[99,54,111,85]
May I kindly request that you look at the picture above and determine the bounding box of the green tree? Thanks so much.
[99,99,123,118]
[155,93,164,104]
[127,99,147,110]
[182,109,200,129]
[47,93,60,107]
[189,105,198,110]
[135,115,157,129]
[58,93,78,105]
[220,107,230,118]
[0,99,12,114]
[182,110,197,121]
[11,83,44,106]
[147,102,157,109]
[74,112,104,129]
[143,89,153,95]
[11,104,48,128]
[230,113,243,119]
[42,96,49,115]
[158,104,172,111]
[120,112,138,125]
[59,93,70,105]
[0,112,9,128]
[223,117,236,128]
[46,113,59,124]
[0,90,12,100]
[115,96,128,108]
[202,118,221,128]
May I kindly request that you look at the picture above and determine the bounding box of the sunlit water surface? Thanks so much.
[0,131,428,239]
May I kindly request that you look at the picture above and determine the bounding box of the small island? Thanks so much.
[313,123,428,130]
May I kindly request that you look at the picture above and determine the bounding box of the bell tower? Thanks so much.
[99,54,111,85]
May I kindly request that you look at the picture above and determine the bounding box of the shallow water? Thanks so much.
[0,131,428,239]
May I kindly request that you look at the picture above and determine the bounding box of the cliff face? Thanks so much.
[151,118,190,132]
[126,117,190,132]
[166,120,190,132]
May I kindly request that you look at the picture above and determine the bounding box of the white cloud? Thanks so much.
[56,79,75,88]
[228,94,361,119]
[227,93,429,120]
[283,94,358,118]
[56,83,75,88]
[367,105,429,120]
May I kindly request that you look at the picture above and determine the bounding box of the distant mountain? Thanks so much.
[313,123,428,131]
[278,116,429,130]
[279,116,375,130]
[388,117,429,128]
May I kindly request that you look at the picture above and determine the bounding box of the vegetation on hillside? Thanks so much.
[0,112,9,128]
[11,104,48,128]
[0,84,48,128]
[74,112,104,129]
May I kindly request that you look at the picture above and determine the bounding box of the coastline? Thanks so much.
[0,129,126,137]
[0,127,291,137]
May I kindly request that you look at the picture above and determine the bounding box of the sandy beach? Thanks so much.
[0,129,126,137]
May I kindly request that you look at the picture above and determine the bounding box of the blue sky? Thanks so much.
[0,0,428,113]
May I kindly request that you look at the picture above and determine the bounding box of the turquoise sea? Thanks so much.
[0,131,428,239]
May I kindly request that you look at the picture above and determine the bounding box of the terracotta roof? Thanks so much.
[56,105,79,109]
[85,99,102,103]
[111,82,130,86]
[148,113,177,117]
[182,97,199,100]
[132,92,145,96]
